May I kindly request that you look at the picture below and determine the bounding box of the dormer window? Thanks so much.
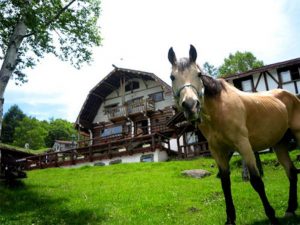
[125,81,139,92]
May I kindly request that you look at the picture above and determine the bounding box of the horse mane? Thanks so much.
[200,75,224,97]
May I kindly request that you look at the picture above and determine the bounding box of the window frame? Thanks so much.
[148,91,164,102]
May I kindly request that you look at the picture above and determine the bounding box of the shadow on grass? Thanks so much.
[250,215,300,225]
[0,180,107,225]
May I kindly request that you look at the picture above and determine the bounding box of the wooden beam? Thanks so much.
[263,72,269,90]
[103,81,119,96]
[265,71,279,85]
[276,69,283,88]
[91,92,105,100]
[254,72,263,91]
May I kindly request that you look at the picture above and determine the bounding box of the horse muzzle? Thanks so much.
[181,98,200,121]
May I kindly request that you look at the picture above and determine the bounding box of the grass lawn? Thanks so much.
[1,151,300,225]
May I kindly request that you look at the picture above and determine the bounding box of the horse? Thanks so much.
[168,45,299,225]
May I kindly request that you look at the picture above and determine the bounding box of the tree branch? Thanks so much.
[23,0,77,38]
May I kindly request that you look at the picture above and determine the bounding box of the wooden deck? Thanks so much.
[106,98,155,122]
[22,133,175,170]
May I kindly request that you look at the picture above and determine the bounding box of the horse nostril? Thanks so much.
[182,101,189,110]
[182,99,195,112]
[196,101,200,108]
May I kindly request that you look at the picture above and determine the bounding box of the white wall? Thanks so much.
[65,149,169,168]
[93,79,173,123]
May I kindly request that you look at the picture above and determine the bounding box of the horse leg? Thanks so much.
[274,140,298,216]
[211,148,236,225]
[238,139,279,225]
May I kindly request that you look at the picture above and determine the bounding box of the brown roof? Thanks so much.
[225,57,300,81]
[0,145,34,158]
[76,67,172,130]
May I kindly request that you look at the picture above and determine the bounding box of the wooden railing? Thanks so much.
[21,133,173,170]
[179,141,209,157]
[106,98,155,120]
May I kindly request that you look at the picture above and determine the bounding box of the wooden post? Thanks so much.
[183,133,188,158]
[121,77,125,105]
[177,136,183,158]
[158,135,162,151]
[89,146,93,162]
[71,150,75,165]
[55,153,58,167]
[151,134,155,151]
[39,155,42,169]
[108,143,111,158]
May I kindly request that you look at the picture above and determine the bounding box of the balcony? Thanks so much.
[106,98,155,122]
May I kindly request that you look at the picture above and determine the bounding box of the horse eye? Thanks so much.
[198,72,202,77]
[170,75,175,81]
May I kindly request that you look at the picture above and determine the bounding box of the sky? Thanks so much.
[4,0,300,122]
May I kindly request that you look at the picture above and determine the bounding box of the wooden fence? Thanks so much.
[21,133,173,170]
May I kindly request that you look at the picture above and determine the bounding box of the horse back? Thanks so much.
[211,83,296,150]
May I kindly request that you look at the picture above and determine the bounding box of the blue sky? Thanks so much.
[4,0,300,122]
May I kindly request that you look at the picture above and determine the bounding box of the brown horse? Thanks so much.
[168,45,299,225]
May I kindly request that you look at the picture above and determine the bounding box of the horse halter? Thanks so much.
[174,64,204,98]
[173,83,203,99]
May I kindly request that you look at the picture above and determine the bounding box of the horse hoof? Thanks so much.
[284,211,296,217]
[270,218,281,225]
[225,221,235,225]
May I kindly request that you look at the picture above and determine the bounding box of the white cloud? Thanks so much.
[5,0,300,122]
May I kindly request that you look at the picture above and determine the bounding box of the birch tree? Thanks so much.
[0,0,101,138]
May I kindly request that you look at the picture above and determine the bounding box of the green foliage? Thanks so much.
[202,62,219,78]
[1,104,25,143]
[0,0,102,84]
[13,116,48,149]
[2,105,78,150]
[44,118,77,147]
[0,153,299,224]
[219,51,264,77]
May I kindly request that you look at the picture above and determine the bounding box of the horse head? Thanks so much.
[168,45,204,122]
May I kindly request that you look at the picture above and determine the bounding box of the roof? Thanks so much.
[54,140,74,145]
[76,67,172,129]
[0,145,34,158]
[225,57,300,81]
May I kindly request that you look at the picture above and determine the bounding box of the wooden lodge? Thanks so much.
[21,57,300,169]
[22,66,209,170]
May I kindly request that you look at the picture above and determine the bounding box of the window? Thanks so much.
[280,70,291,83]
[125,81,139,92]
[101,125,123,137]
[241,79,252,92]
[186,132,198,144]
[104,103,118,115]
[149,92,164,102]
[140,154,154,162]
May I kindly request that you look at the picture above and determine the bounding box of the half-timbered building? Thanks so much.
[225,57,300,94]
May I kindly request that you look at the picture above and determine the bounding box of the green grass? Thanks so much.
[0,143,49,154]
[1,152,300,225]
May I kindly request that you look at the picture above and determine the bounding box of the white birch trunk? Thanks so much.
[0,21,28,139]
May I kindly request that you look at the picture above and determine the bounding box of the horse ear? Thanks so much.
[168,47,177,65]
[189,44,197,62]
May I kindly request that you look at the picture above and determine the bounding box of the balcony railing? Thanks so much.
[106,98,155,120]
[21,133,173,170]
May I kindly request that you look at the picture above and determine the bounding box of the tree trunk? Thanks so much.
[0,21,28,140]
